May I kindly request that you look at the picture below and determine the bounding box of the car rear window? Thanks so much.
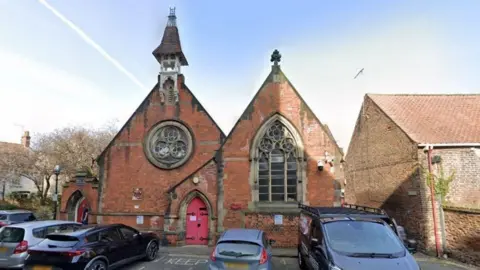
[40,235,80,248]
[216,241,261,256]
[0,227,25,243]
[0,215,7,221]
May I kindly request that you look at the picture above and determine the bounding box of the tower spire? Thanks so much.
[153,8,188,105]
[167,7,176,27]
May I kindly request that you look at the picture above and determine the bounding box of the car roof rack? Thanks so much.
[342,203,386,215]
[298,203,389,220]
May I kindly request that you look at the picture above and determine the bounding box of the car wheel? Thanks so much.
[145,240,159,261]
[298,248,307,270]
[86,260,107,270]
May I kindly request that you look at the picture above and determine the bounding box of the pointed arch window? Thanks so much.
[257,120,298,202]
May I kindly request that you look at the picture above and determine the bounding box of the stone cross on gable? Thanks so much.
[271,49,281,66]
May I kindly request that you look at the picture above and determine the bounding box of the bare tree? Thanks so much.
[0,120,118,204]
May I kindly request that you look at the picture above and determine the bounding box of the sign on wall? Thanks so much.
[274,215,283,225]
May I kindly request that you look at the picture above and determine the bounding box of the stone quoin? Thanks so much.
[59,7,345,247]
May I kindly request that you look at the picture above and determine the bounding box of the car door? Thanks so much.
[307,221,329,270]
[98,228,124,265]
[118,226,143,258]
[311,224,329,270]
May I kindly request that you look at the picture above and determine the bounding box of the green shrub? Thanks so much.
[0,201,20,210]
[35,205,53,220]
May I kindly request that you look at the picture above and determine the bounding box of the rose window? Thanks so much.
[145,121,193,169]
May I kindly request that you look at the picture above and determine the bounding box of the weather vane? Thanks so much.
[271,49,281,66]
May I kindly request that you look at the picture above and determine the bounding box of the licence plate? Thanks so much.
[224,262,248,268]
[32,266,52,270]
[0,247,7,253]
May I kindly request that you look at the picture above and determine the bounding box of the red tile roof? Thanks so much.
[368,94,480,144]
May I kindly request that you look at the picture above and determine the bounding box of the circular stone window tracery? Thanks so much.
[144,121,194,169]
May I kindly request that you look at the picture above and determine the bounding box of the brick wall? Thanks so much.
[96,74,223,231]
[427,148,480,208]
[243,212,299,248]
[345,95,428,247]
[443,207,480,266]
[219,66,342,245]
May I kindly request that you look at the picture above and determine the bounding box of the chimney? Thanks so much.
[21,131,31,148]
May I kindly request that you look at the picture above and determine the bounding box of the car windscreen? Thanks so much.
[324,220,405,257]
[0,227,25,243]
[216,241,261,257]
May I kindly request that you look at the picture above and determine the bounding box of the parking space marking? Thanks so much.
[164,257,209,266]
[167,253,209,258]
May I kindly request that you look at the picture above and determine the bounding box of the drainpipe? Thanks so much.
[426,145,441,257]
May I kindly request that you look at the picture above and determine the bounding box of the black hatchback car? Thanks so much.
[24,223,160,270]
[298,204,421,270]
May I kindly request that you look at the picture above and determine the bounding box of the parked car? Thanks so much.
[24,223,160,270]
[0,220,82,269]
[0,210,36,227]
[208,228,276,269]
[298,203,421,270]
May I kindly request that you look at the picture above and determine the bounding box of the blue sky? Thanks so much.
[1,0,480,149]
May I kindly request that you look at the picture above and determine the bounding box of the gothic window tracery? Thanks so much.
[257,120,298,202]
[144,121,193,169]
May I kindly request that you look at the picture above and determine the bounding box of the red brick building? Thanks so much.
[60,9,344,247]
[345,94,480,265]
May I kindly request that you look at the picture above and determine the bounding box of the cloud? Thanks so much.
[38,0,146,90]
[0,49,127,143]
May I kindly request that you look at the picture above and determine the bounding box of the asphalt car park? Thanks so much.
[122,253,474,270]
[122,253,300,270]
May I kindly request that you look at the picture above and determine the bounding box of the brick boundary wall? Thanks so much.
[442,205,480,266]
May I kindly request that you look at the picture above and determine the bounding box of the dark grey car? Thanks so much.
[0,220,82,269]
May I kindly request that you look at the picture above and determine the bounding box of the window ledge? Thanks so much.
[247,201,301,214]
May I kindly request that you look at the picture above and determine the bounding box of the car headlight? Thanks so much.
[330,265,342,270]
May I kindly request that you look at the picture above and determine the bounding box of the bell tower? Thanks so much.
[152,7,188,105]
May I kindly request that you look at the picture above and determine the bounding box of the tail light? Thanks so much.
[259,248,268,264]
[13,240,28,254]
[210,247,216,261]
[0,222,6,227]
[61,250,85,257]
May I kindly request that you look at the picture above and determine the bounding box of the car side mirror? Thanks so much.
[268,239,276,245]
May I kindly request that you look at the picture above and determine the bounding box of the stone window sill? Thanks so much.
[247,201,301,214]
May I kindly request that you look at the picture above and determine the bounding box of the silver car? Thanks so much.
[0,220,82,269]
[208,228,276,270]
[0,210,36,227]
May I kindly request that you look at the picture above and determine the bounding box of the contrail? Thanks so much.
[38,0,146,89]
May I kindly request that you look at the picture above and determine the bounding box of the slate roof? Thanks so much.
[152,26,188,65]
[368,94,480,144]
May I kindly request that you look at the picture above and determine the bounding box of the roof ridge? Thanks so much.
[367,93,480,97]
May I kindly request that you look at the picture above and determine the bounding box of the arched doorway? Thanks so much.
[185,197,209,245]
[65,190,89,223]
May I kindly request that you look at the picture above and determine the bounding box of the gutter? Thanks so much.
[418,143,480,148]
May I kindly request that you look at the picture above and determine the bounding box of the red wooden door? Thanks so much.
[76,198,88,223]
[185,197,209,245]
